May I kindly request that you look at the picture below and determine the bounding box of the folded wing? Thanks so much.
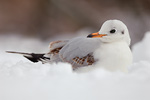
[59,37,101,69]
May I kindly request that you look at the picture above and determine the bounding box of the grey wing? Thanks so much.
[59,37,101,69]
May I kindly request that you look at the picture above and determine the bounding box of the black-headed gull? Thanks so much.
[7,20,133,72]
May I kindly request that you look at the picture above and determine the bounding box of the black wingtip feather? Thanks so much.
[6,51,50,63]
[23,53,43,62]
[24,53,50,63]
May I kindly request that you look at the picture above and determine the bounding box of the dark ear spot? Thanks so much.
[122,31,124,34]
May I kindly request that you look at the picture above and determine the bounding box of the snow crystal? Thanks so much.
[0,33,150,100]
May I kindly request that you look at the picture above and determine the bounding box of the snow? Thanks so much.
[132,32,150,62]
[0,33,150,100]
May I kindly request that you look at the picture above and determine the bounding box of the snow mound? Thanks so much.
[0,34,150,100]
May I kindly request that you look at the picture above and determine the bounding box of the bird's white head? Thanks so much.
[87,20,131,45]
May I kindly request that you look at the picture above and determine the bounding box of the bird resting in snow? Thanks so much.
[7,20,133,73]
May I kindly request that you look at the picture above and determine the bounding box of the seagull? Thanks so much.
[7,20,133,73]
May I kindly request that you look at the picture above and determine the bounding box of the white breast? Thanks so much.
[93,41,133,73]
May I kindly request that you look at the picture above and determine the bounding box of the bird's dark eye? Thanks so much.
[110,29,116,33]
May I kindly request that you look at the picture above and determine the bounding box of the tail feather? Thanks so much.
[6,51,50,63]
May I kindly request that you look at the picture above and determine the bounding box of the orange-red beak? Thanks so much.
[87,32,107,38]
